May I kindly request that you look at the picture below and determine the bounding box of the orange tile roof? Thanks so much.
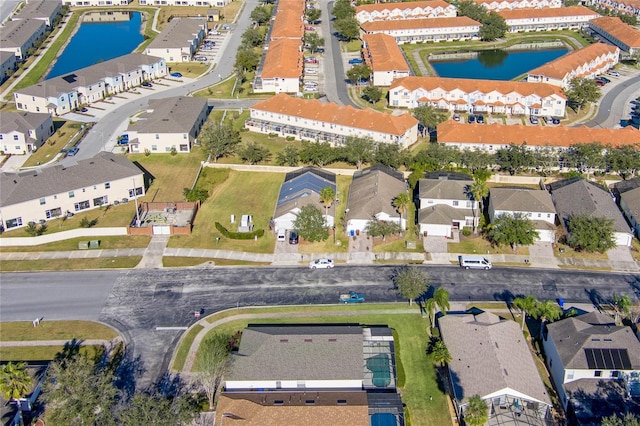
[390,76,566,98]
[590,16,640,49]
[601,0,640,9]
[356,0,452,15]
[527,43,618,80]
[270,9,304,39]
[436,120,640,148]
[361,16,481,32]
[277,0,305,14]
[498,5,599,19]
[261,38,303,78]
[362,33,410,73]
[252,93,418,136]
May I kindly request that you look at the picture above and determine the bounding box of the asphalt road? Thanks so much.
[584,72,640,128]
[321,1,355,107]
[1,266,638,387]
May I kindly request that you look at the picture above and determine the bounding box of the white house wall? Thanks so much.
[62,0,132,6]
[363,25,480,44]
[503,14,597,32]
[274,212,335,231]
[419,223,451,237]
[614,231,633,247]
[253,77,301,94]
[373,69,410,87]
[541,334,569,408]
[224,379,362,391]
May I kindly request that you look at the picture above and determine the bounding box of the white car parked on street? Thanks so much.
[309,258,334,269]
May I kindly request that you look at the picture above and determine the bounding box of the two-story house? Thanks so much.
[0,111,54,155]
[418,173,477,237]
[613,177,640,238]
[488,188,557,242]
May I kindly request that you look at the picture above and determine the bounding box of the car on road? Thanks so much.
[170,72,182,78]
[309,258,334,269]
[141,81,153,87]
[348,58,363,64]
[476,114,484,124]
[340,291,364,303]
[467,114,475,123]
[530,116,539,125]
[608,70,620,77]
[67,146,79,156]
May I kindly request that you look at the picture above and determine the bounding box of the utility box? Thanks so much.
[78,241,89,250]
[405,240,417,249]
[89,240,100,249]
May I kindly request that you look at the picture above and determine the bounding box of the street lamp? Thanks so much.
[132,177,140,227]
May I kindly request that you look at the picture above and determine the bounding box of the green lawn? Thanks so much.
[0,345,104,362]
[171,324,204,371]
[188,309,450,426]
[0,321,118,341]
[447,234,530,256]
[166,62,209,78]
[0,257,141,272]
[0,235,150,252]
[22,119,81,167]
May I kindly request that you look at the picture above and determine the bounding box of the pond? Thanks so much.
[429,47,569,81]
[47,11,144,79]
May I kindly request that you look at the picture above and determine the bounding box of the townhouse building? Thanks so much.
[14,53,167,115]
[0,51,18,84]
[389,76,566,117]
[126,96,209,154]
[12,0,63,28]
[139,0,230,5]
[527,43,619,88]
[144,18,206,63]
[360,16,481,44]
[436,121,640,151]
[254,38,303,94]
[362,33,411,87]
[592,0,640,16]
[246,93,419,147]
[498,6,600,32]
[473,0,561,11]
[355,0,456,23]
[62,0,131,6]
[0,19,47,60]
[589,16,640,58]
[0,152,144,231]
[0,112,54,155]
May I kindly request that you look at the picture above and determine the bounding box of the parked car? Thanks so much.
[170,72,182,78]
[67,146,79,156]
[141,81,153,87]
[305,26,315,31]
[597,76,611,83]
[530,116,539,124]
[452,113,460,121]
[309,258,334,269]
[476,114,484,124]
[289,231,299,245]
[596,80,606,87]
[467,114,475,123]
[304,57,318,64]
[117,134,129,145]
[277,229,286,242]
[607,70,620,77]
[348,58,363,64]
[315,47,325,54]
[80,107,89,112]
[552,117,561,125]
[306,68,317,75]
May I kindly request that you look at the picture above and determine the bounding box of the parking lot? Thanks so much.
[194,28,227,63]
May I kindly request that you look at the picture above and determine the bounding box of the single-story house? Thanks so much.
[62,0,131,6]
[418,174,477,237]
[0,111,54,155]
[613,177,640,238]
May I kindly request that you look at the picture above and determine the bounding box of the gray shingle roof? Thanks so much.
[418,204,473,225]
[146,18,206,49]
[0,152,143,207]
[545,313,640,370]
[14,0,61,22]
[127,96,207,134]
[346,166,405,220]
[489,188,555,213]
[0,19,45,48]
[550,178,631,233]
[0,112,50,139]
[439,312,551,405]
[419,178,473,201]
[227,325,364,382]
[620,187,640,224]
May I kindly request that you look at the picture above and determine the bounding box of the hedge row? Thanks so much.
[215,222,265,240]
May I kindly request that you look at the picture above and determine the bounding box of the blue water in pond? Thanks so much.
[47,12,143,79]
[430,48,569,81]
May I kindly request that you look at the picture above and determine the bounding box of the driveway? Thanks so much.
[528,241,555,258]
[423,236,448,253]
[607,245,635,263]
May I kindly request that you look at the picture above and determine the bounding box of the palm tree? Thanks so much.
[469,180,488,233]
[532,300,562,339]
[425,297,438,328]
[0,362,31,404]
[430,339,452,367]
[512,295,538,331]
[319,186,335,227]
[433,287,450,316]
[464,395,489,426]
[612,293,632,324]
[392,192,411,231]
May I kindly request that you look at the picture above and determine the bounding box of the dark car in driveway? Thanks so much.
[289,231,299,244]
[141,81,152,87]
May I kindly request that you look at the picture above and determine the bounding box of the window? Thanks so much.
[453,201,459,206]
[567,371,574,380]
[74,200,90,211]
[594,370,602,377]
[13,135,19,140]
[155,134,159,139]
[5,217,23,229]
[129,187,143,197]
[151,145,157,151]
[39,198,46,205]
[45,208,62,219]
[183,133,187,139]
[68,191,75,198]
[105,182,110,189]
[93,196,108,207]
[179,144,189,151]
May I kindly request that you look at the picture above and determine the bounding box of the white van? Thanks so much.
[277,229,286,242]
[459,255,492,270]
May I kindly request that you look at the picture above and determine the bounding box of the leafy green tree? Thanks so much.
[532,300,562,339]
[373,143,410,168]
[319,186,336,226]
[119,391,200,426]
[456,0,487,21]
[566,214,616,253]
[305,7,321,23]
[407,165,425,190]
[513,295,539,331]
[234,47,260,73]
[495,144,533,175]
[459,149,493,174]
[606,144,640,179]
[362,86,382,104]
[617,13,637,25]
[612,293,633,324]
[183,187,209,203]
[429,339,452,367]
[194,332,233,410]
[0,362,31,403]
[200,121,241,162]
[565,77,601,113]
[25,222,47,236]
[425,298,437,329]
[276,145,299,166]
[241,27,265,47]
[238,141,271,165]
[392,192,411,230]
[341,136,374,169]
[304,32,324,53]
[299,141,335,167]
[250,6,271,25]
[412,105,448,136]
[412,143,460,171]
[332,0,355,20]
[479,12,508,40]
[365,219,401,239]
[346,63,371,85]
[566,142,605,174]
[334,17,360,41]
[293,204,329,242]
[487,213,539,251]
[392,266,431,305]
[464,395,489,426]
[433,287,450,318]
[602,413,640,426]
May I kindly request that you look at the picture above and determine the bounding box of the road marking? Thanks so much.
[155,326,188,331]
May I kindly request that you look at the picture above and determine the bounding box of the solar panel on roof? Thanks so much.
[584,348,632,370]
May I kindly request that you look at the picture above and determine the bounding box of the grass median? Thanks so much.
[0,257,142,272]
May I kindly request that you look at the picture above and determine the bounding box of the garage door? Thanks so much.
[152,225,171,235]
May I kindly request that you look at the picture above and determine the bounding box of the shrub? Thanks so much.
[461,228,472,237]
[215,222,265,239]
[80,217,98,228]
